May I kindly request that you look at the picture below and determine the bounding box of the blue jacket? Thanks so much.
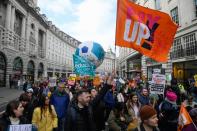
[138,93,150,106]
[50,90,70,119]
[104,91,115,108]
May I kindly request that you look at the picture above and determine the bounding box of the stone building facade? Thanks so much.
[46,23,80,78]
[0,0,80,88]
[96,49,116,74]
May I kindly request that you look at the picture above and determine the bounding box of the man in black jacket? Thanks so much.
[65,74,114,131]
[90,87,107,131]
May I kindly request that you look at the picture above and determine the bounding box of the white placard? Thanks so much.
[9,124,32,131]
[153,69,161,74]
[49,77,57,87]
[151,74,166,95]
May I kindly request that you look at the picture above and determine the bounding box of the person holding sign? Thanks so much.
[0,100,29,131]
[32,94,58,131]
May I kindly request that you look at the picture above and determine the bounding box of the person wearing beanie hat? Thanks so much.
[133,105,159,131]
[165,91,177,104]
[158,91,179,131]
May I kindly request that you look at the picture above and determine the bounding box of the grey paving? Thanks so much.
[0,88,23,114]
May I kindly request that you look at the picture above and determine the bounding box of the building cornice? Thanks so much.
[176,22,197,36]
[16,0,49,28]
[49,27,81,48]
[119,51,139,63]
[16,0,81,48]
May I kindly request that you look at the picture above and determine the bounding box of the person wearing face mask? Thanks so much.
[0,100,28,131]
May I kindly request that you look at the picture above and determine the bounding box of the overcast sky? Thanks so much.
[38,0,118,54]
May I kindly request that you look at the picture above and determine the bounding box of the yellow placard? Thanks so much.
[93,76,101,86]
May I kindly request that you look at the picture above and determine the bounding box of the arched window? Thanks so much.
[0,52,6,87]
[38,63,44,78]
[27,60,35,82]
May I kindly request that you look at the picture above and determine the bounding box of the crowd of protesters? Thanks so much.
[0,73,197,131]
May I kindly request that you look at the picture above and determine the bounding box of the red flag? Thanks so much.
[178,104,193,131]
[115,0,178,62]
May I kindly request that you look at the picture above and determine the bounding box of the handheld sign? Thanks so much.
[48,77,57,87]
[151,74,166,95]
[9,124,32,131]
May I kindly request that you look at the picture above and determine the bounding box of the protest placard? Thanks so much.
[150,74,166,95]
[194,74,197,87]
[93,76,101,86]
[48,77,56,87]
[9,124,32,131]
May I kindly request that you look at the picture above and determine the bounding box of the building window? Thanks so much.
[155,0,161,10]
[0,53,6,87]
[171,7,179,24]
[195,0,197,17]
[170,38,183,59]
[183,33,197,56]
[14,11,22,36]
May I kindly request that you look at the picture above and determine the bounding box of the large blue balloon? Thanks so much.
[75,41,105,68]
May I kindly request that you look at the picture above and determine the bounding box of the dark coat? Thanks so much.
[133,123,159,131]
[65,84,111,131]
[65,101,95,131]
[0,114,29,131]
[158,100,179,131]
[138,94,150,106]
[23,96,38,122]
[182,123,197,131]
[91,84,111,131]
[104,90,115,108]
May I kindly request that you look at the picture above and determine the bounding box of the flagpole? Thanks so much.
[114,0,119,76]
[191,119,197,130]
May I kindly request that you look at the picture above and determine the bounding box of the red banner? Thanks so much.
[116,0,178,62]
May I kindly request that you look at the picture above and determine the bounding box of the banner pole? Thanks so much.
[114,0,119,76]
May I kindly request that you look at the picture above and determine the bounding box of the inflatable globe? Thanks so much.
[75,41,105,68]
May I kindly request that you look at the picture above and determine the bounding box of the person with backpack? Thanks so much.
[158,91,179,131]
